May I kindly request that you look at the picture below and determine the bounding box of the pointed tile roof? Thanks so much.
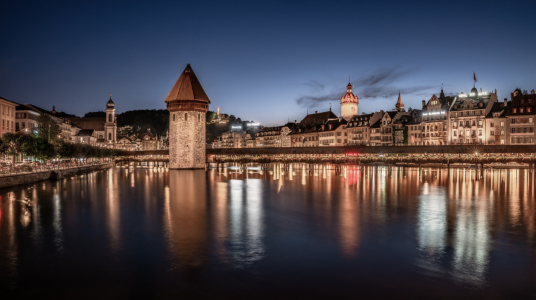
[395,92,404,108]
[165,64,210,104]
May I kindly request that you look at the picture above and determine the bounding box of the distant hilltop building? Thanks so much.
[165,64,210,169]
[210,106,230,123]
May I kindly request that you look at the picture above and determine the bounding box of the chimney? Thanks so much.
[504,98,507,107]
[315,111,317,114]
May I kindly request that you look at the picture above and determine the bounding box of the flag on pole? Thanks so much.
[473,72,477,83]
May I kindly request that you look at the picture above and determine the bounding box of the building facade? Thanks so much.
[1,97,20,138]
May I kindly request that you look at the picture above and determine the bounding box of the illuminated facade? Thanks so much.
[448,87,497,145]
[504,89,536,145]
[345,112,381,146]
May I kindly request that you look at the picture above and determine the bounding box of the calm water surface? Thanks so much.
[1,165,535,299]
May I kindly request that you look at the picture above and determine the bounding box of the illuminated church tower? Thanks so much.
[340,82,359,121]
[165,64,210,169]
[105,94,117,145]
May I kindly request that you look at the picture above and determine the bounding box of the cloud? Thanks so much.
[295,66,435,107]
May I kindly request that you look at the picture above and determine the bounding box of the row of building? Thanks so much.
[212,83,536,148]
[0,96,167,150]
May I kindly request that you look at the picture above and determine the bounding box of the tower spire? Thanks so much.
[395,91,405,112]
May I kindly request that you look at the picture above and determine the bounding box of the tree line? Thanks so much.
[1,114,116,163]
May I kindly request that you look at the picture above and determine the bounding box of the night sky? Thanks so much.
[1,0,535,126]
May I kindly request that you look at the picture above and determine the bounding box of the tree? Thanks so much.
[55,140,75,158]
[84,111,106,117]
[403,127,409,145]
[33,137,55,161]
[37,114,61,141]
[1,132,21,163]
[206,111,216,123]
[229,115,236,124]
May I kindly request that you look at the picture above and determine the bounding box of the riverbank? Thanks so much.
[0,163,114,189]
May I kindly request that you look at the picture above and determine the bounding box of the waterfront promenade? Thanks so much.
[0,161,114,189]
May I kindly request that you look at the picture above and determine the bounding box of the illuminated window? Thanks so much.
[513,108,517,113]
[520,108,525,113]
[528,107,532,113]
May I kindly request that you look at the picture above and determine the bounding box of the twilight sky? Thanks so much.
[1,0,535,126]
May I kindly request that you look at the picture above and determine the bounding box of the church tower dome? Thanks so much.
[165,64,210,169]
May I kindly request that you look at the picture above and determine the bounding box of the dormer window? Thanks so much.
[513,108,517,113]
[521,99,525,104]
[520,108,525,113]
[528,107,532,113]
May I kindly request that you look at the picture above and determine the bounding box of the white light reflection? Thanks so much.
[228,179,264,267]
[416,186,447,273]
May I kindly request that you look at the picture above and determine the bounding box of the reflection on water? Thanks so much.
[0,165,535,298]
[165,170,208,269]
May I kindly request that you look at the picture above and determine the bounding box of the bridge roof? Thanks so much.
[165,64,210,104]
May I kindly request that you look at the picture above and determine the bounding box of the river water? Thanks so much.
[0,165,535,299]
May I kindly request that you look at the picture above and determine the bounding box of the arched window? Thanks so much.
[108,114,112,122]
[173,114,175,121]
[185,113,187,121]
[108,133,112,140]
[198,114,200,122]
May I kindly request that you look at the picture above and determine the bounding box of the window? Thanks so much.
[491,131,494,135]
[501,122,504,127]
[108,133,112,140]
[520,108,525,113]
[185,113,187,121]
[108,114,112,122]
[530,118,533,123]
[490,122,494,127]
[511,119,516,124]
[528,107,532,113]
[501,130,504,136]
[198,114,200,122]
[453,130,457,136]
[511,128,516,133]
[173,114,175,121]
[513,108,517,113]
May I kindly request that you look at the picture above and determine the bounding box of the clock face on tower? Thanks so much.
[351,106,356,112]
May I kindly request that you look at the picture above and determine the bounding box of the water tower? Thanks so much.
[165,64,210,169]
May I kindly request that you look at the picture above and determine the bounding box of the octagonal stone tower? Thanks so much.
[165,64,210,169]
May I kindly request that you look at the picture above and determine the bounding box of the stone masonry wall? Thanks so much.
[169,111,206,169]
